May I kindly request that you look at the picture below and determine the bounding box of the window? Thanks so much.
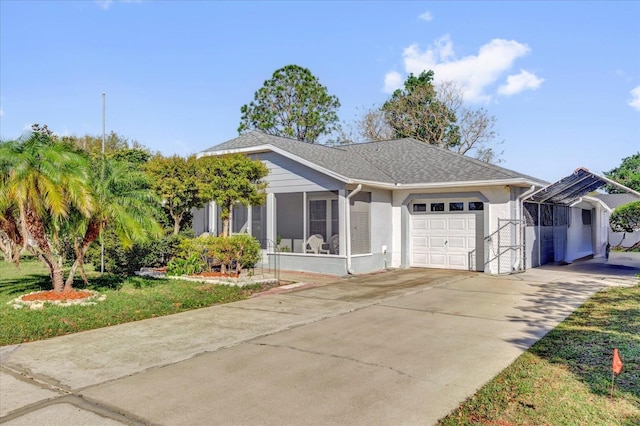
[449,202,464,211]
[469,202,484,211]
[413,203,427,212]
[308,196,340,243]
[582,209,592,225]
[331,199,339,236]
[430,203,445,212]
[309,200,327,239]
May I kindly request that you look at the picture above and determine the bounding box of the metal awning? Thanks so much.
[526,167,640,205]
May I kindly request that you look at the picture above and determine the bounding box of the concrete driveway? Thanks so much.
[1,259,638,425]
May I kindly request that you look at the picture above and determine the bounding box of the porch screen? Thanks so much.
[524,202,538,226]
[350,192,371,254]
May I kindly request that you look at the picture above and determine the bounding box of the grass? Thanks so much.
[438,281,640,426]
[0,258,272,346]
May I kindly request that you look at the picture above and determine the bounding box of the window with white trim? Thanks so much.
[307,194,339,242]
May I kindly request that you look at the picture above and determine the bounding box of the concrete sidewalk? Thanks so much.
[1,261,638,425]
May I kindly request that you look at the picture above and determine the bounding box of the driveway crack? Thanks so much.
[251,342,414,379]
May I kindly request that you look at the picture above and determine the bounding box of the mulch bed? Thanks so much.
[21,290,95,301]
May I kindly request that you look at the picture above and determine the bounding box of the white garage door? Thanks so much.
[411,214,476,270]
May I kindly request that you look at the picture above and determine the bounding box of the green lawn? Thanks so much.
[438,282,640,426]
[0,258,270,346]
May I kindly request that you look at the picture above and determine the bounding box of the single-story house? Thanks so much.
[194,131,639,275]
[594,193,640,249]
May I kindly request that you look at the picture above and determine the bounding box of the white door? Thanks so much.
[411,214,476,270]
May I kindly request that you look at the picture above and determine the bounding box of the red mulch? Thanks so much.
[193,272,240,278]
[21,290,94,301]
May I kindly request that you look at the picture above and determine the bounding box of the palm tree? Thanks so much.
[64,157,163,289]
[0,131,94,292]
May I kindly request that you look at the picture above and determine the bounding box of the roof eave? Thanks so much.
[351,177,544,191]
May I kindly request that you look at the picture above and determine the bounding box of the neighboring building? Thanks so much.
[194,131,638,275]
[594,193,640,249]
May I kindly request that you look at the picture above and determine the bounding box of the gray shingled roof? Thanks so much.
[201,131,545,186]
[594,193,640,209]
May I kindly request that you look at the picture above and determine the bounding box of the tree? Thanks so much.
[61,131,147,156]
[238,64,341,143]
[382,70,461,149]
[604,152,640,193]
[609,201,640,250]
[64,157,163,288]
[348,72,503,163]
[0,185,23,263]
[198,154,268,237]
[0,129,94,292]
[144,155,206,235]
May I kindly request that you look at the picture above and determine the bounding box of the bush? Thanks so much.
[210,234,261,274]
[167,234,261,275]
[166,253,206,276]
[86,231,185,276]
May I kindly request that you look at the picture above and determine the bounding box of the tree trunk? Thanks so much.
[222,219,229,238]
[170,209,183,235]
[0,215,24,264]
[64,219,102,290]
[24,206,65,292]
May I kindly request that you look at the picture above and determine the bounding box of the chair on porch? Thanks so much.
[305,234,329,254]
[328,234,339,255]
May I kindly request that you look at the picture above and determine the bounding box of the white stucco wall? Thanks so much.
[566,199,610,262]
[566,206,593,261]
[370,188,394,268]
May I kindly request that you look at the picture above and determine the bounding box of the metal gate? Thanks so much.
[485,219,525,274]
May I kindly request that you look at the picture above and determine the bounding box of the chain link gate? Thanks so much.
[485,219,525,274]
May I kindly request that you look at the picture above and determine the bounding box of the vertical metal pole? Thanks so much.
[101,93,106,274]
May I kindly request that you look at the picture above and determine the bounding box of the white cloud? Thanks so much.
[0,107,3,117]
[386,35,540,102]
[96,0,142,10]
[629,85,640,111]
[498,70,544,96]
[384,71,404,93]
[96,0,112,10]
[419,11,433,22]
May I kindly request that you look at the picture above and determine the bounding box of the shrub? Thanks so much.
[166,253,206,276]
[167,234,261,275]
[210,234,261,274]
[86,231,185,276]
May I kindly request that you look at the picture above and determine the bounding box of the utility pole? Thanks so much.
[101,93,106,274]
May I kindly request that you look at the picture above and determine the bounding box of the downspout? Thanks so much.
[513,185,537,271]
[346,184,363,275]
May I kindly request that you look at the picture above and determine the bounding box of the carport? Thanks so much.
[523,167,640,267]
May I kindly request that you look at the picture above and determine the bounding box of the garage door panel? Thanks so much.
[429,236,447,249]
[428,254,447,267]
[448,218,467,230]
[448,254,468,268]
[447,236,467,249]
[412,237,427,249]
[413,219,427,231]
[429,219,446,230]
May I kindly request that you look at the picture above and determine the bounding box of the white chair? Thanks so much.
[328,234,339,254]
[305,234,327,254]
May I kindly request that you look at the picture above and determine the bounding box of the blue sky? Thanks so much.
[1,0,638,182]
